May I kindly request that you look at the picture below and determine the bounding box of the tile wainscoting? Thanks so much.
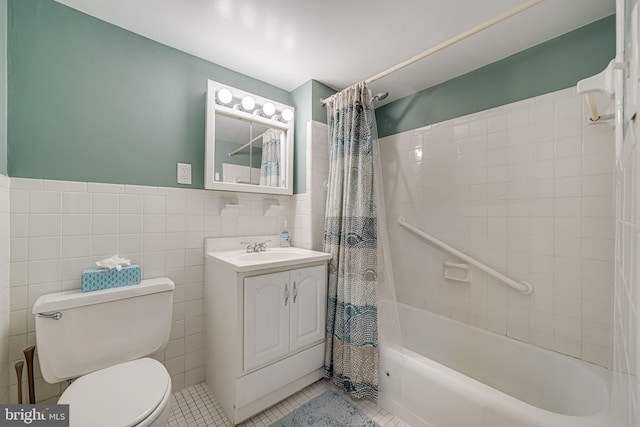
[7,178,295,403]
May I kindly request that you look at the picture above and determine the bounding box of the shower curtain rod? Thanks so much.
[320,0,544,106]
[228,130,269,157]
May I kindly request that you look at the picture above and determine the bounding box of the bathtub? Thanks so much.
[379,303,610,427]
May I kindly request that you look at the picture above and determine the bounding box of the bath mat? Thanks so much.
[269,390,380,427]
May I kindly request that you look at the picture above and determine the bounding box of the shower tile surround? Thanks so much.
[611,3,640,421]
[612,95,639,426]
[6,179,294,403]
[380,87,614,367]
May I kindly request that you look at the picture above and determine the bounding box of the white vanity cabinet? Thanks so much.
[244,265,326,371]
[204,237,331,425]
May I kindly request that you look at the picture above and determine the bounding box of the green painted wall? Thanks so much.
[0,0,7,175]
[311,80,336,125]
[291,79,335,194]
[5,1,617,192]
[7,0,290,188]
[376,15,616,138]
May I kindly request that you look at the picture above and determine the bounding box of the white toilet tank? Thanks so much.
[32,278,175,384]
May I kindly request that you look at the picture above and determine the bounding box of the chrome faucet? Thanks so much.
[241,241,256,253]
[256,240,271,252]
[240,240,271,253]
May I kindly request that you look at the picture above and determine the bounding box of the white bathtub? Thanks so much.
[379,303,610,427]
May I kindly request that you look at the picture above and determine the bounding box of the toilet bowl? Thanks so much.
[32,278,175,427]
[58,358,172,427]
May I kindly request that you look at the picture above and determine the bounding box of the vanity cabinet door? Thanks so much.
[289,265,327,353]
[244,271,290,371]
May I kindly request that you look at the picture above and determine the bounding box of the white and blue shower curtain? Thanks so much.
[323,81,378,400]
[259,128,281,187]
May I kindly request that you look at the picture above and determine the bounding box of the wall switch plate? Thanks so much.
[177,163,192,185]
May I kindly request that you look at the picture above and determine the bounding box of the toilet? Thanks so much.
[32,278,175,427]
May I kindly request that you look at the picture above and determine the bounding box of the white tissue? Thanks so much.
[95,255,131,271]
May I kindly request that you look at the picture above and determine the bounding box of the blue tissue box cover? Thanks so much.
[81,265,141,292]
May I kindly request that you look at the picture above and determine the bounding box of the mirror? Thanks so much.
[205,80,294,195]
[214,115,286,186]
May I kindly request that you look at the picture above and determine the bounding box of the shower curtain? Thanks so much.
[259,129,281,187]
[323,81,378,400]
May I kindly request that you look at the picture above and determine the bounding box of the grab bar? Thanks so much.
[397,216,533,295]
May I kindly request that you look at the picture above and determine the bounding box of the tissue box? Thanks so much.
[81,265,141,292]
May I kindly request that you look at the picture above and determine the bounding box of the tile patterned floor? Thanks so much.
[168,379,410,427]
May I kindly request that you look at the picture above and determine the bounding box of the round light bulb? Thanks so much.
[217,88,233,104]
[241,96,255,111]
[282,108,294,121]
[262,102,276,117]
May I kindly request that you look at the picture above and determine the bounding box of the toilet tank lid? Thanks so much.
[32,278,175,314]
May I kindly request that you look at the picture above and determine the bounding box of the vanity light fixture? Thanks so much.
[254,101,276,118]
[217,88,233,105]
[241,96,256,111]
[213,83,294,123]
[282,108,294,121]
[273,108,294,122]
[262,102,276,117]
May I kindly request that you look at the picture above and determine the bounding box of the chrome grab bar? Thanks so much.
[36,312,63,320]
[397,216,533,295]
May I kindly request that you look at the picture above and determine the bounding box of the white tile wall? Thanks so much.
[612,102,640,426]
[293,121,329,252]
[612,3,640,423]
[379,87,615,367]
[0,174,9,404]
[7,178,293,403]
[292,192,311,249]
[308,122,330,251]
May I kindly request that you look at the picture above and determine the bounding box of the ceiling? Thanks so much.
[54,0,615,105]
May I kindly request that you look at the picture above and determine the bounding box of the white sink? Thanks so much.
[205,239,332,272]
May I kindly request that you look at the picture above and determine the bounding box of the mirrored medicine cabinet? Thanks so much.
[205,80,294,195]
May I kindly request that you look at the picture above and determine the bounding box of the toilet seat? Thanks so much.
[58,358,171,427]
